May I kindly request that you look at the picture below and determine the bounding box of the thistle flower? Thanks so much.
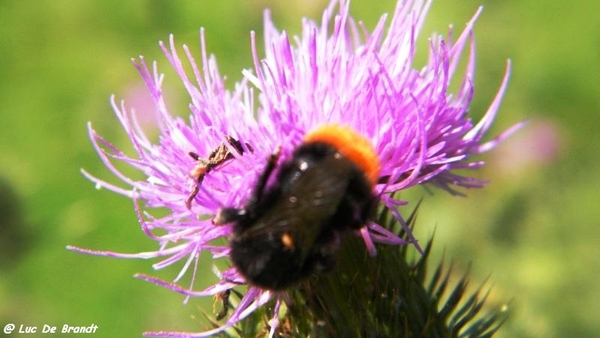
[69,0,521,336]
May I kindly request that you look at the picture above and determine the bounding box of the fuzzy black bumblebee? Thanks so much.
[214,125,380,290]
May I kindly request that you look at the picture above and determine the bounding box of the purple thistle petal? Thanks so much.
[267,297,285,338]
[134,273,236,297]
[66,245,183,260]
[360,226,378,257]
[367,221,409,246]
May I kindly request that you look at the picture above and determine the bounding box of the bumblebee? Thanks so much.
[214,124,381,290]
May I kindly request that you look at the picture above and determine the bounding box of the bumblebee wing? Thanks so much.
[240,158,353,260]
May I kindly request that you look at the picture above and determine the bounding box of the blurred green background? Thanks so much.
[1,0,598,337]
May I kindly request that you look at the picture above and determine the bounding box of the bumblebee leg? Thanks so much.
[247,146,281,208]
[213,207,246,225]
[212,146,280,224]
[215,289,231,320]
[213,287,244,320]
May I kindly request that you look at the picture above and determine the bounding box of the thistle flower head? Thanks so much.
[70,0,521,336]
